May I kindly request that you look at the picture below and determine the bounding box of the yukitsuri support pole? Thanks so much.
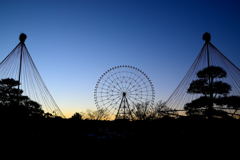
[203,32,214,116]
[18,33,26,91]
[17,33,27,105]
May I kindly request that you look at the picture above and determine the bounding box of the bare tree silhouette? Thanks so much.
[84,108,110,120]
[70,112,83,120]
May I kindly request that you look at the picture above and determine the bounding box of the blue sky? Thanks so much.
[0,0,240,117]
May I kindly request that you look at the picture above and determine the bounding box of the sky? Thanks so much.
[0,0,240,117]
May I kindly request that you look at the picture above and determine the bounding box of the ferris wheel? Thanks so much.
[94,65,155,120]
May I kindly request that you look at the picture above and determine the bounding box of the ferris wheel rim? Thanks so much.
[94,65,155,116]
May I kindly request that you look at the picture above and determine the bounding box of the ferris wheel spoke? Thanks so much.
[128,93,150,98]
[103,96,122,116]
[127,96,147,114]
[134,76,149,86]
[126,76,145,93]
[98,87,120,95]
[126,71,140,85]
[126,96,138,108]
[98,93,120,98]
[109,77,123,92]
[128,89,149,96]
[101,98,117,107]
[117,71,129,90]
[102,77,118,90]
[108,74,124,91]
[124,73,138,92]
[101,78,122,92]
[99,96,121,103]
[129,95,151,106]
[122,72,135,91]
[128,85,149,94]
[128,94,146,105]
[97,97,120,105]
[112,72,125,91]
[106,96,122,115]
[98,94,121,103]
[98,94,120,103]
[103,96,121,109]
[102,83,121,93]
[98,90,117,95]
[98,85,119,92]
[121,76,128,90]
[128,96,149,113]
[131,91,151,98]
[131,80,149,91]
[125,81,134,92]
[97,91,114,95]
[123,71,133,90]
[128,94,145,103]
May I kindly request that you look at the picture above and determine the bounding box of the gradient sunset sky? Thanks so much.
[0,0,240,117]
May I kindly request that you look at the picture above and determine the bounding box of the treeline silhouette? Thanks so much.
[0,66,240,148]
[1,66,239,121]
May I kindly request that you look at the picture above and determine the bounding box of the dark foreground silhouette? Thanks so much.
[0,78,239,154]
[1,119,240,149]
